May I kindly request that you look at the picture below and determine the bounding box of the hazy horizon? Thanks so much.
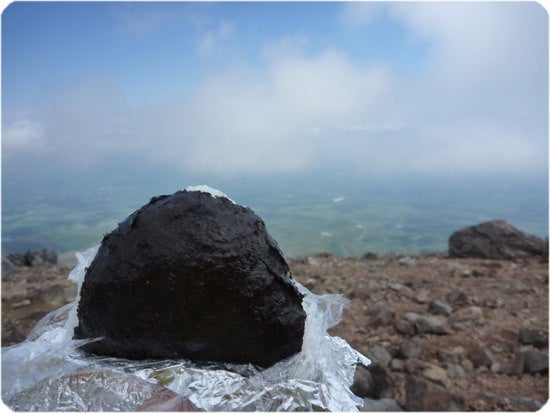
[2,2,548,260]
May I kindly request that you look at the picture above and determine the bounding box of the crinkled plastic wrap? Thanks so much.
[2,246,370,411]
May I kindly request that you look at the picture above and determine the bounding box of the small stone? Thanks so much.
[438,347,464,364]
[414,289,430,304]
[415,315,452,335]
[353,363,395,399]
[398,256,416,266]
[423,364,451,388]
[404,376,465,411]
[484,298,504,309]
[460,359,474,374]
[490,362,501,373]
[447,290,468,307]
[389,283,404,291]
[367,345,392,367]
[390,359,404,372]
[10,299,31,309]
[399,341,423,359]
[427,300,453,316]
[467,347,496,369]
[518,328,548,348]
[449,306,482,323]
[404,359,426,374]
[394,320,416,336]
[398,286,414,298]
[404,312,420,322]
[351,364,374,398]
[523,351,549,374]
[446,363,466,379]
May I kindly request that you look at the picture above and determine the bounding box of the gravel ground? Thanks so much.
[2,253,548,411]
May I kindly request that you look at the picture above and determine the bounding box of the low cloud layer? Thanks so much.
[3,2,547,177]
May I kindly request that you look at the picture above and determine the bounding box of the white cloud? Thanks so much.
[3,119,44,150]
[197,21,235,56]
[4,3,547,178]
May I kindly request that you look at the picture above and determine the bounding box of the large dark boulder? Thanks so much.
[74,189,306,367]
[448,220,546,260]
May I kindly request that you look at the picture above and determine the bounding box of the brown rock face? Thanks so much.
[74,190,306,367]
[448,220,546,260]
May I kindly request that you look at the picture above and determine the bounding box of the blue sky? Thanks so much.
[2,1,548,177]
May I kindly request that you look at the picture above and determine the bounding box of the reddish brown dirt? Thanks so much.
[2,253,548,411]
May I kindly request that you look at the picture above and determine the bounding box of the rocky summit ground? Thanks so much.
[290,253,548,411]
[2,252,548,411]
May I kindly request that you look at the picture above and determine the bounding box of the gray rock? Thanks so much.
[399,341,423,359]
[415,315,452,335]
[398,256,416,266]
[467,347,496,369]
[523,351,549,374]
[518,328,548,348]
[390,359,404,372]
[460,359,474,374]
[394,319,416,336]
[449,306,482,323]
[351,364,374,398]
[367,345,392,367]
[446,290,468,307]
[404,312,420,322]
[427,299,453,316]
[446,363,466,379]
[448,220,547,260]
[404,376,465,411]
[352,363,395,399]
[360,397,402,412]
[423,364,451,388]
[414,289,430,304]
[483,298,504,309]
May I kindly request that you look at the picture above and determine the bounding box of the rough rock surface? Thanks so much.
[448,220,547,260]
[74,190,306,367]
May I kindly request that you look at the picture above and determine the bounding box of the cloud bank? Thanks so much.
[3,2,547,177]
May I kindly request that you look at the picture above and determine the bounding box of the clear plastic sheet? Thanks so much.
[2,246,370,411]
